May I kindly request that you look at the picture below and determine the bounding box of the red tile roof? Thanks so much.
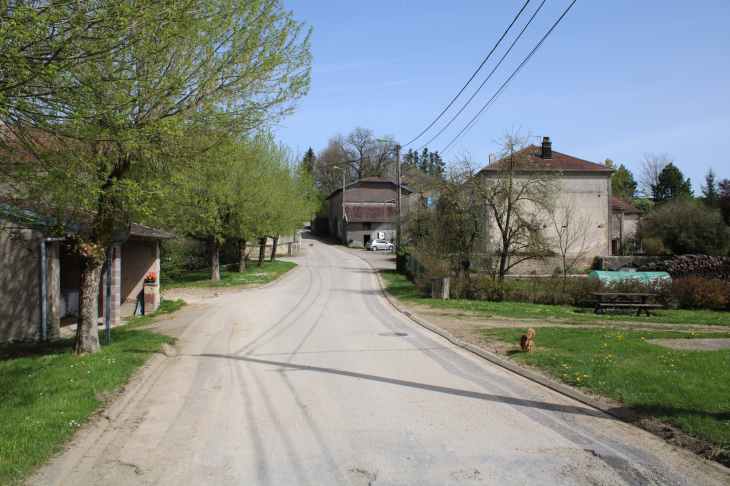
[611,197,644,214]
[345,203,396,222]
[480,145,614,172]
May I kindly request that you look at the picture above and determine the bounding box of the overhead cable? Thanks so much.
[416,0,547,151]
[402,0,532,147]
[441,0,579,154]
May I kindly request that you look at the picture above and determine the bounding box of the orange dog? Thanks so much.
[520,328,535,353]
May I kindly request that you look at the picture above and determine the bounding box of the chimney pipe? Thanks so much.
[542,137,552,159]
[489,153,496,165]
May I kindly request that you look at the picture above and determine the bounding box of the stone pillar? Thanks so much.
[100,246,122,325]
[143,282,160,314]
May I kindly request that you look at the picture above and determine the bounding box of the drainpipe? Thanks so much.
[40,237,65,341]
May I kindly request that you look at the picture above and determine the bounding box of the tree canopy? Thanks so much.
[0,0,312,354]
[612,164,637,201]
[651,163,693,204]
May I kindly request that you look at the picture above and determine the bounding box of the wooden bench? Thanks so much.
[587,293,664,317]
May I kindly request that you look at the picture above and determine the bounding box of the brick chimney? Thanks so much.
[541,137,552,159]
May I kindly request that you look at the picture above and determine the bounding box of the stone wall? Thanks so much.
[505,255,594,276]
[0,221,61,343]
[246,233,301,257]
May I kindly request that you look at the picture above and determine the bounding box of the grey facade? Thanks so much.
[326,178,412,247]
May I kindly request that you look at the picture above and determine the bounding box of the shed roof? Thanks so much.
[611,197,644,214]
[325,178,413,200]
[345,203,396,222]
[0,198,176,238]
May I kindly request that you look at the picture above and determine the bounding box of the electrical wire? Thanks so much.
[416,0,547,151]
[402,0,532,147]
[441,0,579,154]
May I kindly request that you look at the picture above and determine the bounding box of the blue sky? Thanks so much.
[278,1,730,193]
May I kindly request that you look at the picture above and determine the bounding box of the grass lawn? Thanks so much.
[0,304,182,485]
[379,270,730,327]
[161,261,297,290]
[479,327,730,453]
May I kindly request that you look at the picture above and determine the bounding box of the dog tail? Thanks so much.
[527,328,535,340]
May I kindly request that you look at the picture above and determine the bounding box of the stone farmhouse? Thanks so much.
[478,137,617,274]
[324,171,435,248]
[326,177,409,247]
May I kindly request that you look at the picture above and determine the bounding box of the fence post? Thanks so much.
[432,277,450,300]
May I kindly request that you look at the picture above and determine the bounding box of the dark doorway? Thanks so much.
[363,235,371,246]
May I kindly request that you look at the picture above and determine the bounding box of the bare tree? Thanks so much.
[313,140,345,193]
[638,153,673,198]
[472,131,562,280]
[332,127,397,181]
[551,194,599,289]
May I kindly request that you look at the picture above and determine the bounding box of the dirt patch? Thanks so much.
[161,283,260,303]
[647,338,730,351]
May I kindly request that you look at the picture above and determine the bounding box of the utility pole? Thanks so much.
[341,167,346,244]
[396,144,403,271]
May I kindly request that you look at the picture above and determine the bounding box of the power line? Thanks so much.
[441,0,579,154]
[416,0,547,151]
[402,0,532,147]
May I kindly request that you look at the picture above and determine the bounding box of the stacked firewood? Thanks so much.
[638,255,730,282]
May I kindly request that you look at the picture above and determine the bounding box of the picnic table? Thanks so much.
[586,292,664,317]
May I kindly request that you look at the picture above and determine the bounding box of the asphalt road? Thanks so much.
[44,233,729,485]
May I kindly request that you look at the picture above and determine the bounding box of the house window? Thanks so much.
[363,222,372,230]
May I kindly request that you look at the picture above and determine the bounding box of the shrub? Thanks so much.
[640,200,730,255]
[642,237,664,254]
[671,278,730,310]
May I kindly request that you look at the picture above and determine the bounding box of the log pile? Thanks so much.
[638,255,730,282]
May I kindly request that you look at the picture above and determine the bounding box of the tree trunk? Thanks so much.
[270,236,278,263]
[498,252,508,281]
[75,260,103,355]
[460,258,470,278]
[237,238,247,272]
[258,237,267,267]
[210,237,222,281]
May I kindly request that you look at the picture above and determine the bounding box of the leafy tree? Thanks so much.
[701,168,719,209]
[403,148,445,176]
[651,163,693,204]
[631,198,655,213]
[604,158,615,168]
[1,0,312,354]
[719,178,730,225]
[640,200,730,255]
[302,147,316,175]
[612,164,637,201]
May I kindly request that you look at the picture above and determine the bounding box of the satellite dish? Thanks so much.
[111,221,131,248]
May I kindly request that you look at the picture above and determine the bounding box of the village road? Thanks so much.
[50,233,727,485]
